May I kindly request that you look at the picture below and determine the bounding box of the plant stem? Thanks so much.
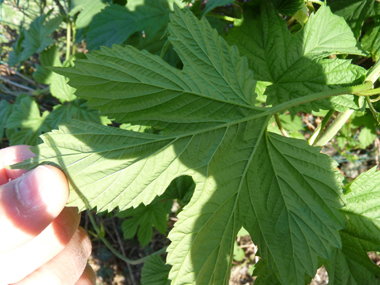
[312,109,354,147]
[307,109,334,145]
[206,13,236,22]
[367,59,380,83]
[72,23,77,56]
[370,95,380,102]
[307,0,324,5]
[269,81,373,115]
[86,209,167,265]
[65,1,72,62]
[366,97,379,122]
[356,87,380,96]
[274,113,289,137]
[0,76,35,92]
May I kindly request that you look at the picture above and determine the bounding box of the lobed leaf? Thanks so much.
[20,14,62,61]
[86,0,182,50]
[328,0,380,39]
[6,95,50,146]
[141,255,171,285]
[362,18,380,62]
[14,6,347,285]
[202,0,236,16]
[323,167,380,284]
[226,3,367,113]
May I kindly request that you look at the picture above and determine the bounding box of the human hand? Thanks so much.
[0,145,95,284]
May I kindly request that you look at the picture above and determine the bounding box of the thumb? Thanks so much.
[0,165,69,254]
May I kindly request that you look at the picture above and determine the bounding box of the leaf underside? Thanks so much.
[14,5,351,285]
[226,3,367,113]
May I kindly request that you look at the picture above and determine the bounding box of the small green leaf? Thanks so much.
[46,99,111,129]
[8,30,25,66]
[160,175,195,204]
[33,45,62,85]
[270,0,304,16]
[6,95,51,146]
[86,0,182,50]
[117,200,172,246]
[233,241,245,262]
[226,3,367,113]
[362,17,380,62]
[70,0,106,29]
[34,45,76,103]
[202,0,236,16]
[351,112,377,149]
[0,100,13,139]
[329,0,380,39]
[21,14,62,61]
[323,167,380,284]
[141,255,171,285]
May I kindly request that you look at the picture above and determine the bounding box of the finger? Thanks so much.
[0,145,35,184]
[13,227,92,285]
[0,207,81,284]
[75,264,96,285]
[0,165,69,253]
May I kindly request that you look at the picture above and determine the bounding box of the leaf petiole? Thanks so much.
[86,209,167,265]
[274,113,289,137]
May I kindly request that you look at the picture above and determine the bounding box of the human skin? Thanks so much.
[0,145,96,285]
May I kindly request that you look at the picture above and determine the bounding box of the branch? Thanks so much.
[0,76,35,92]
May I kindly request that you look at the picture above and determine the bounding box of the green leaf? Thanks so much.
[233,241,245,261]
[328,0,380,39]
[226,3,367,113]
[8,30,25,66]
[34,44,76,103]
[49,72,77,103]
[160,175,195,204]
[119,123,154,133]
[362,17,380,62]
[21,14,62,61]
[46,99,111,129]
[141,255,171,285]
[0,100,13,139]
[202,0,236,16]
[6,95,51,146]
[70,0,107,29]
[269,0,304,16]
[117,200,172,246]
[86,0,181,50]
[15,6,346,285]
[33,45,62,85]
[351,112,377,149]
[252,259,281,285]
[324,167,380,284]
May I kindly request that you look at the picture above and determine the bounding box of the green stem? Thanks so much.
[206,13,236,22]
[356,87,380,96]
[160,40,172,59]
[366,97,379,122]
[312,110,354,147]
[86,209,167,265]
[65,1,72,62]
[72,23,76,56]
[274,113,289,137]
[307,109,335,145]
[367,59,380,83]
[66,20,71,61]
[370,95,380,102]
[307,0,324,5]
[268,81,373,115]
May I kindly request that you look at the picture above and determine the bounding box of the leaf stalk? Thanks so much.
[86,209,167,265]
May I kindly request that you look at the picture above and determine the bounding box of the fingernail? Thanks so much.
[16,166,57,210]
